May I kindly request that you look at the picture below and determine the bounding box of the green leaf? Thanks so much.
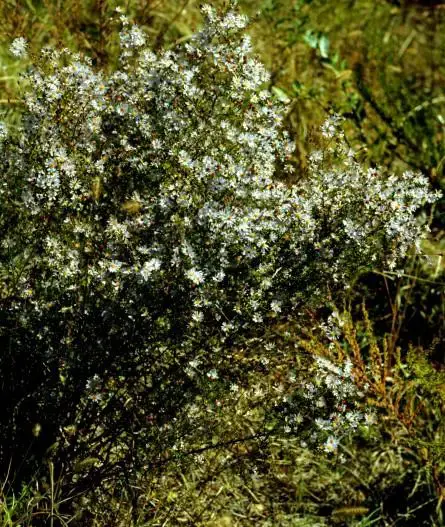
[272,86,291,103]
[74,457,100,473]
[292,81,302,94]
[319,35,330,59]
[303,30,318,49]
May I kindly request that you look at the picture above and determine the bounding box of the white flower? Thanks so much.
[141,258,162,280]
[186,268,205,285]
[221,322,234,333]
[188,358,200,369]
[270,300,282,313]
[206,369,219,380]
[85,374,101,391]
[108,260,123,273]
[10,37,28,58]
[191,311,203,323]
[213,270,225,282]
[128,26,146,47]
[119,25,146,49]
[321,114,343,139]
[364,412,376,426]
[323,436,339,453]
[0,123,7,141]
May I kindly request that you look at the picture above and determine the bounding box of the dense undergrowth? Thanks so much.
[0,1,444,526]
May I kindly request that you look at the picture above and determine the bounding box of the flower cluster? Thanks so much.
[9,37,28,58]
[271,350,373,455]
[311,356,372,453]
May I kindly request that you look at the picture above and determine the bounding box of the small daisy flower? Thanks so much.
[10,37,28,58]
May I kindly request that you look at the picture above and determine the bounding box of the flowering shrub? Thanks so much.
[0,3,439,490]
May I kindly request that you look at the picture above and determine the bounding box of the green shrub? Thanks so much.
[0,2,440,522]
